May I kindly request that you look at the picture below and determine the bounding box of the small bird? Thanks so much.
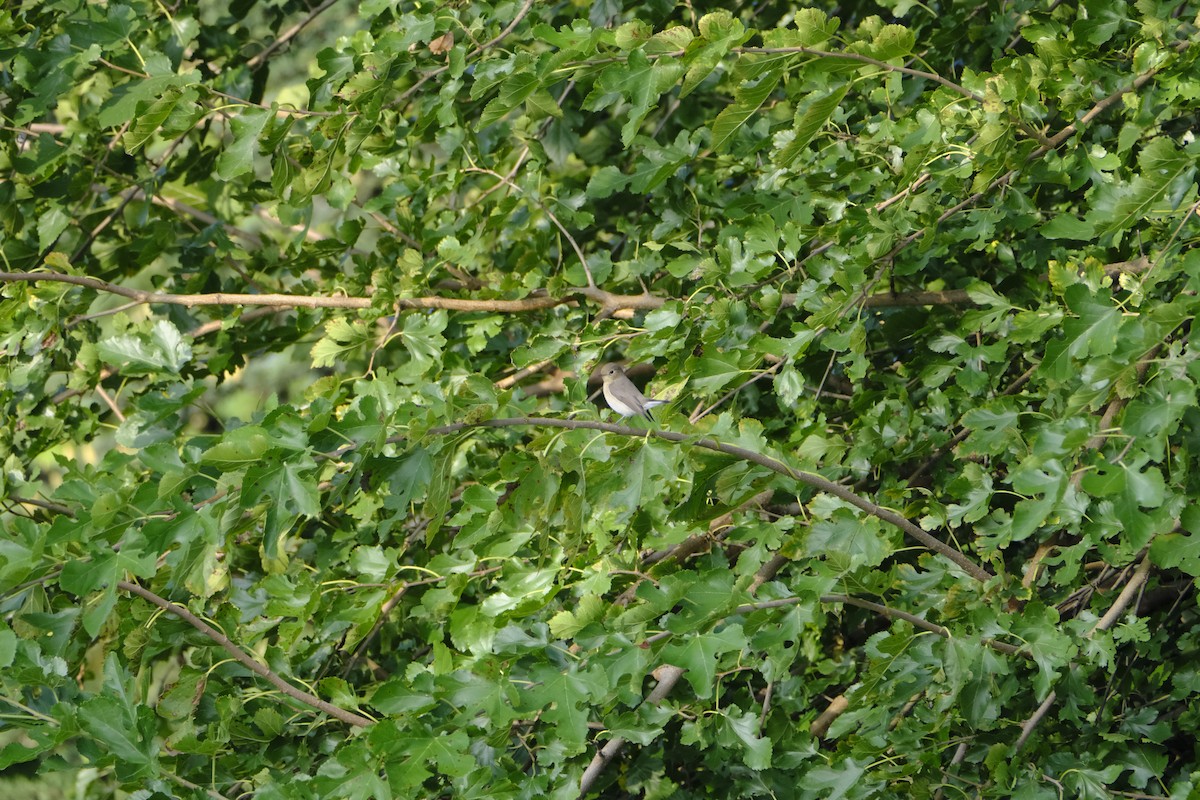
[600,363,666,421]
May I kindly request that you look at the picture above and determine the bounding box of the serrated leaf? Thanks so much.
[97,320,192,375]
[586,165,628,198]
[686,351,746,394]
[662,625,747,698]
[711,68,782,153]
[680,11,748,97]
[777,85,847,166]
[1062,285,1120,360]
[124,86,184,153]
[1041,214,1096,239]
[199,425,271,469]
[216,107,271,180]
[871,24,916,59]
[1084,138,1196,240]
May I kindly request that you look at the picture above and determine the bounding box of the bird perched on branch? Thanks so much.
[600,363,666,421]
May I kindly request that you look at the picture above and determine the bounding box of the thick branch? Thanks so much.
[118,580,374,728]
[0,271,647,314]
[1013,555,1152,751]
[1,271,370,309]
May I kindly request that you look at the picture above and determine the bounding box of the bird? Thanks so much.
[600,363,666,421]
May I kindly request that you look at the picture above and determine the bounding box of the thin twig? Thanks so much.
[391,0,536,108]
[161,769,233,800]
[6,496,76,517]
[690,359,786,423]
[468,0,536,59]
[94,385,126,422]
[415,417,991,581]
[736,46,982,102]
[732,594,1026,657]
[246,0,341,70]
[906,363,1037,485]
[495,359,557,390]
[118,580,374,728]
[341,567,501,677]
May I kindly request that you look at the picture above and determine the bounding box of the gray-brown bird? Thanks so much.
[600,364,666,421]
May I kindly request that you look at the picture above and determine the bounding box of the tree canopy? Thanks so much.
[2,0,1200,797]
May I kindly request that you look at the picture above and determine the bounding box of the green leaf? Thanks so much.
[680,11,748,97]
[97,320,193,375]
[870,24,916,59]
[0,626,15,668]
[805,758,871,799]
[718,707,772,769]
[78,694,155,778]
[370,723,475,787]
[199,425,271,470]
[400,310,447,366]
[1062,284,1121,360]
[685,351,746,394]
[586,165,628,199]
[776,85,848,166]
[520,663,607,751]
[123,85,196,153]
[662,625,747,698]
[593,49,683,146]
[60,552,118,595]
[312,317,374,369]
[1084,138,1197,241]
[478,65,540,128]
[1041,214,1096,239]
[216,107,272,180]
[711,67,782,153]
[1150,507,1200,576]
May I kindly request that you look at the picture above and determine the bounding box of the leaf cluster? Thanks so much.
[2,0,1200,798]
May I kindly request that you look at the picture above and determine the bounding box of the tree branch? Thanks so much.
[246,0,341,70]
[1013,555,1152,751]
[340,567,501,678]
[390,0,536,108]
[578,664,686,797]
[0,270,647,314]
[737,46,982,102]
[117,580,374,728]
[6,496,76,517]
[419,417,991,582]
[464,166,596,288]
[817,595,1024,657]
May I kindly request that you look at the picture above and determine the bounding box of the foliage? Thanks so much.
[2,0,1200,798]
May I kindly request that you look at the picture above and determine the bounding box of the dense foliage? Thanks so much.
[3,0,1200,797]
